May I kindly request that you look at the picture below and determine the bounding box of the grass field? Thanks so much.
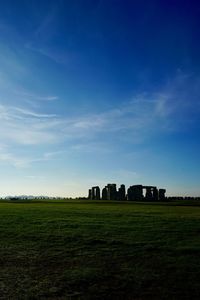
[1,199,200,299]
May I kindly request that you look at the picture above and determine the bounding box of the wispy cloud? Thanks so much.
[43,150,66,159]
[0,73,198,147]
[70,142,113,154]
[0,105,60,145]
[14,90,59,102]
[0,71,198,170]
[13,107,57,118]
[0,43,28,81]
[60,94,173,139]
[0,150,39,168]
[25,2,69,65]
[26,44,71,65]
[0,145,63,168]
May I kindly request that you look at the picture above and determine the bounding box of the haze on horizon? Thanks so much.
[0,0,200,197]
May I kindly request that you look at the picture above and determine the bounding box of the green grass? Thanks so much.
[1,199,200,299]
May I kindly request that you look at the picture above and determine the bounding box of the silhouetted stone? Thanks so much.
[88,189,92,199]
[91,187,95,200]
[152,187,159,201]
[88,183,167,202]
[145,187,153,201]
[102,187,108,200]
[127,186,133,201]
[134,185,143,201]
[118,184,126,201]
[96,186,100,200]
[159,189,166,201]
[107,184,117,200]
[91,186,101,200]
[127,185,143,201]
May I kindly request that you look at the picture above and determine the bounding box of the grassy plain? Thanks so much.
[0,199,200,299]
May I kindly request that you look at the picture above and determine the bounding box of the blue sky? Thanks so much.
[0,0,200,197]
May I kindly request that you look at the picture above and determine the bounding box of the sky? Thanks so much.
[0,0,200,197]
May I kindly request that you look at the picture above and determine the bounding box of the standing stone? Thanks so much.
[133,185,143,201]
[152,187,159,201]
[159,189,166,201]
[107,184,117,200]
[145,187,153,201]
[102,187,108,200]
[90,186,100,200]
[118,184,126,201]
[91,187,95,200]
[96,186,100,200]
[127,185,143,201]
[127,186,134,201]
[88,189,92,199]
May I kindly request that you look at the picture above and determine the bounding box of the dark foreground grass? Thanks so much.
[1,200,200,299]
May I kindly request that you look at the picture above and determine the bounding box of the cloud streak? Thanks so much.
[0,72,197,187]
[0,149,42,168]
[0,105,60,145]
[0,71,198,170]
[14,90,59,102]
[0,145,63,168]
[0,74,198,147]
